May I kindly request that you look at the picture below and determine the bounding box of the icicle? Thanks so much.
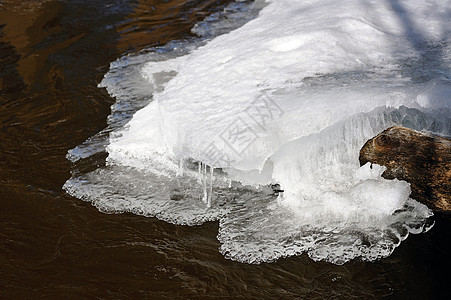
[207,166,214,208]
[176,158,184,177]
[197,162,202,184]
[197,162,214,208]
[202,163,208,204]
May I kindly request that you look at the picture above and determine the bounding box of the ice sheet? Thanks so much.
[64,0,451,264]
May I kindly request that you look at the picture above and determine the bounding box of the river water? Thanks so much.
[0,0,450,298]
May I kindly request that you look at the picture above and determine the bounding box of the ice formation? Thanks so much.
[64,0,450,264]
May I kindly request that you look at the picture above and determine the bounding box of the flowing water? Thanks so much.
[1,0,450,298]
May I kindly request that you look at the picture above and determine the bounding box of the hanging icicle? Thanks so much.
[207,166,214,208]
[176,158,184,177]
[202,163,207,204]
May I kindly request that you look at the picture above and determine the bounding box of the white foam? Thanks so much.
[65,0,450,264]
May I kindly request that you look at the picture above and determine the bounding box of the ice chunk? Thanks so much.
[64,0,450,264]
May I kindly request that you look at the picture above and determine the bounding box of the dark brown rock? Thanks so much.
[359,126,451,211]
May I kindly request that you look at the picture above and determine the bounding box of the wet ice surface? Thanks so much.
[65,164,229,225]
[64,0,451,264]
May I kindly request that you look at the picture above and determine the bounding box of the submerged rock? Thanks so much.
[360,126,450,211]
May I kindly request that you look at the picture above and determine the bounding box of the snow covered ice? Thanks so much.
[64,0,451,264]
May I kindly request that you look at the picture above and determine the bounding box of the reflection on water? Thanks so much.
[116,0,233,51]
[0,0,450,298]
[0,0,60,86]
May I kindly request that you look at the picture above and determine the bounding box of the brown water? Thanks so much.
[0,0,450,298]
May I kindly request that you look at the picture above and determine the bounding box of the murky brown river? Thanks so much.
[0,0,449,298]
